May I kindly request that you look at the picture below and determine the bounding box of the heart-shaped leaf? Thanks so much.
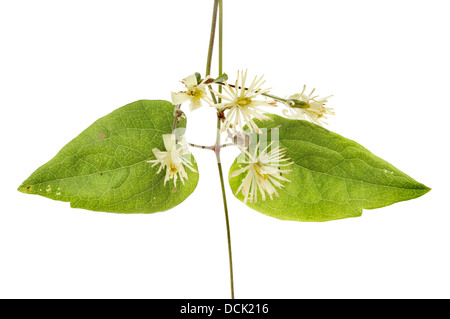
[18,100,199,214]
[229,115,430,222]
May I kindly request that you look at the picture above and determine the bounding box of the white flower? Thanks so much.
[171,74,213,111]
[147,134,197,186]
[231,142,292,204]
[282,85,334,126]
[211,70,277,133]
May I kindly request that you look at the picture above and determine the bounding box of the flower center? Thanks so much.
[254,163,270,179]
[189,87,206,100]
[169,163,178,173]
[237,97,252,107]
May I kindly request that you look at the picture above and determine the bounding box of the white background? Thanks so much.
[1,0,449,299]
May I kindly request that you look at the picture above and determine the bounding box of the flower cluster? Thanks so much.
[149,70,333,203]
[171,70,333,130]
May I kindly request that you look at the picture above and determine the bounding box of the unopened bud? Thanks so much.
[288,99,310,109]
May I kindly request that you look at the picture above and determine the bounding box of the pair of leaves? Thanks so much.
[18,100,429,221]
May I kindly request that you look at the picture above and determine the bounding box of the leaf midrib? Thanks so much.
[26,158,150,186]
[290,160,425,191]
[277,138,424,191]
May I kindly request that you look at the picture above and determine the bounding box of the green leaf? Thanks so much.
[229,115,430,222]
[214,73,228,83]
[18,100,199,214]
[195,72,202,84]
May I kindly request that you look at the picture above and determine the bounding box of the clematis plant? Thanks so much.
[17,0,430,299]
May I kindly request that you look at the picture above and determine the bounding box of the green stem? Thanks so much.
[216,145,235,300]
[217,0,234,300]
[216,82,288,103]
[206,0,234,299]
[206,0,219,105]
[218,0,223,104]
[262,92,288,103]
[206,0,219,77]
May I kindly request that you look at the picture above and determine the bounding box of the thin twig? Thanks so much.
[217,82,286,103]
[172,104,182,132]
[189,143,214,150]
[188,142,235,151]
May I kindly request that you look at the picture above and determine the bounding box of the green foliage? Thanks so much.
[18,100,199,214]
[229,115,430,222]
[214,73,228,83]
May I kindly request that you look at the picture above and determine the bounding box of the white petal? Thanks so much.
[162,134,176,151]
[230,165,251,178]
[189,99,203,111]
[171,92,189,105]
[182,74,198,87]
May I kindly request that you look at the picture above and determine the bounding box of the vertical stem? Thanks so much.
[206,0,219,105]
[206,0,219,77]
[216,0,234,300]
[206,0,234,299]
[218,0,223,104]
[216,146,235,300]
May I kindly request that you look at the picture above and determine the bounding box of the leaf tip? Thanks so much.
[17,183,32,194]
[403,182,431,202]
[421,184,432,195]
